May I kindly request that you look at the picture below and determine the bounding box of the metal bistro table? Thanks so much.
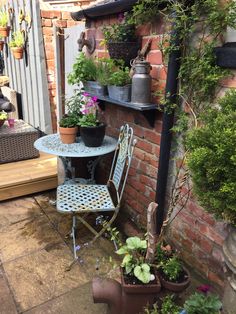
[34,134,117,185]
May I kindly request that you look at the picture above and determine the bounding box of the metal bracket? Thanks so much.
[77,31,96,54]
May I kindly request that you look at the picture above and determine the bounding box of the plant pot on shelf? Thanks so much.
[80,123,106,147]
[108,84,131,102]
[107,42,140,66]
[11,47,24,60]
[59,126,78,144]
[0,26,10,37]
[159,266,191,292]
[83,81,108,96]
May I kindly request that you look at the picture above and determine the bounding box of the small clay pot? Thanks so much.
[0,40,4,51]
[59,126,78,144]
[11,47,24,60]
[0,26,10,37]
[159,266,191,292]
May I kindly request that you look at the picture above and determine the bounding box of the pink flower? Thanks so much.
[92,96,98,102]
[118,13,125,22]
[83,92,90,97]
[197,284,211,294]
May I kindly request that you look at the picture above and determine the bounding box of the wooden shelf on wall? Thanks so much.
[97,95,160,128]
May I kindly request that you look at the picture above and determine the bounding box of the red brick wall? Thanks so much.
[86,15,233,290]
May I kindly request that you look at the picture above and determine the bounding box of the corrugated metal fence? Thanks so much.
[4,0,52,133]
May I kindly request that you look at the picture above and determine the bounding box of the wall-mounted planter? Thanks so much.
[0,40,4,51]
[215,43,236,69]
[11,47,24,60]
[108,84,131,102]
[83,81,107,96]
[107,42,140,66]
[0,26,10,38]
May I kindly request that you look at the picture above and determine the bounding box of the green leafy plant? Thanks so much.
[0,10,8,27]
[160,256,182,282]
[108,67,131,86]
[143,295,181,314]
[68,52,97,85]
[59,115,78,128]
[186,90,236,225]
[78,93,100,127]
[0,110,7,120]
[184,292,222,314]
[96,58,117,86]
[9,31,25,48]
[65,89,84,118]
[116,236,155,284]
[103,13,136,44]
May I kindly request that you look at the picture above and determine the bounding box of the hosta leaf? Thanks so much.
[134,264,151,284]
[126,237,147,250]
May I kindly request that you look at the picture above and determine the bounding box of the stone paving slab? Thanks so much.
[23,283,106,314]
[0,197,43,230]
[0,215,62,263]
[0,267,17,314]
[3,243,89,312]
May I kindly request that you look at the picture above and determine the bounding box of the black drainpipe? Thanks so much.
[155,14,181,235]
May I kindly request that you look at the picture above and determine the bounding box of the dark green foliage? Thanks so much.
[59,115,78,128]
[67,52,97,85]
[79,114,99,127]
[103,16,136,43]
[161,256,182,281]
[108,67,131,86]
[184,292,222,314]
[186,90,236,225]
[161,295,181,314]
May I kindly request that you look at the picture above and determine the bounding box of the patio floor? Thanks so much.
[0,191,215,314]
[0,191,120,314]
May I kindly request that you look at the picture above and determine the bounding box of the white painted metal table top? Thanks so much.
[34,134,117,157]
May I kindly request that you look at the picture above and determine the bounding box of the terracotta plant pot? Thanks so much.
[0,26,10,37]
[80,123,106,147]
[59,126,78,144]
[159,266,191,292]
[0,40,4,51]
[93,269,161,314]
[11,47,24,60]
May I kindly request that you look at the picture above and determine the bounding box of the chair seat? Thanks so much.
[57,184,115,213]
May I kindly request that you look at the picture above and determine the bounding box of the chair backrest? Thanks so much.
[108,124,136,203]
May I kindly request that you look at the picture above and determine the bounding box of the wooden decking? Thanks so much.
[0,152,58,201]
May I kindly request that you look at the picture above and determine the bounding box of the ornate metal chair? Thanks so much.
[56,124,137,260]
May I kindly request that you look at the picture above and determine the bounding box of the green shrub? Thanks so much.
[184,292,222,314]
[9,31,25,48]
[108,67,131,86]
[186,90,236,225]
[0,10,8,27]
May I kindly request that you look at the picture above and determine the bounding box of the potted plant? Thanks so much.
[9,30,25,59]
[58,115,78,144]
[158,253,190,292]
[108,67,132,102]
[0,110,7,128]
[103,13,140,66]
[93,236,161,314]
[0,9,10,37]
[79,92,105,147]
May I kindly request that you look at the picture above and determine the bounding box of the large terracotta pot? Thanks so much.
[80,123,106,147]
[59,126,78,144]
[93,269,161,314]
[11,47,24,60]
[159,266,191,292]
[0,26,10,37]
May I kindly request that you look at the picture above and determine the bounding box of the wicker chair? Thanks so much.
[56,124,137,260]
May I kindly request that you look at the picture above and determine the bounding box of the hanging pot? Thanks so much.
[107,42,140,66]
[11,47,24,60]
[0,26,10,37]
[0,40,4,51]
[80,123,106,147]
[59,126,78,144]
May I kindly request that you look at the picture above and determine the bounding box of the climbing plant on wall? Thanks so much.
[130,0,236,226]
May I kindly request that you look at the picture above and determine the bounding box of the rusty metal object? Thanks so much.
[77,31,95,54]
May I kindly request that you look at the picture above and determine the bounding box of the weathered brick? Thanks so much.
[42,27,53,36]
[144,129,161,145]
[54,20,67,28]
[208,271,225,288]
[147,51,162,65]
[136,23,152,36]
[136,140,153,154]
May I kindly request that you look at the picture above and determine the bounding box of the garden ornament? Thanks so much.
[77,31,95,54]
